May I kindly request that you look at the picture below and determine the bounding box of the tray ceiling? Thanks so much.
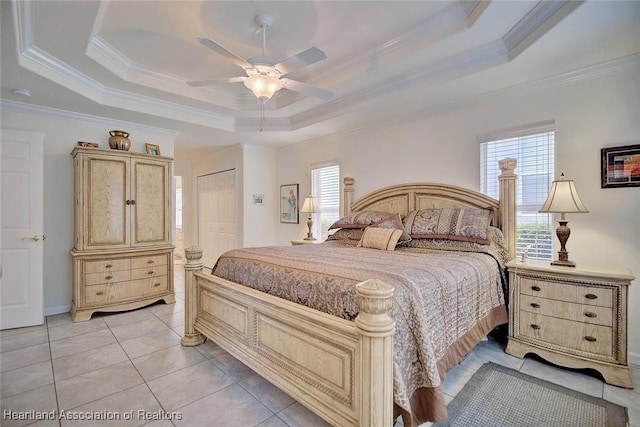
[1,1,639,157]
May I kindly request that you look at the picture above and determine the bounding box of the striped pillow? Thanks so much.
[357,227,403,251]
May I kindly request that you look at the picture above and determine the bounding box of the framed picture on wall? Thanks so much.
[280,184,299,223]
[601,144,640,188]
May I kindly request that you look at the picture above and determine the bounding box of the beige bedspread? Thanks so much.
[211,241,508,425]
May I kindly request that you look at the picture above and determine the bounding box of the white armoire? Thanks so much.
[70,147,175,321]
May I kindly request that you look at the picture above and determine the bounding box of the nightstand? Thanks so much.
[505,259,634,388]
[290,239,322,246]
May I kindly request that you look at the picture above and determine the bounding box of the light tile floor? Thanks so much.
[1,264,638,427]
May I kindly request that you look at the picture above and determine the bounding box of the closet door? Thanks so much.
[131,158,170,246]
[82,154,130,250]
[198,169,236,269]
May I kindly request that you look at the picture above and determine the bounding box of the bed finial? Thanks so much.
[343,176,355,216]
[355,279,395,426]
[498,158,517,259]
[181,246,206,347]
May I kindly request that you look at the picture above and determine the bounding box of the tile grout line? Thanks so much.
[45,316,63,427]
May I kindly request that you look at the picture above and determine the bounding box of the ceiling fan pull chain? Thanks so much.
[260,104,265,132]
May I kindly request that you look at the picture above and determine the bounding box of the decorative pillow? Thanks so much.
[329,211,394,230]
[403,208,492,244]
[326,228,365,241]
[369,213,411,243]
[357,227,403,251]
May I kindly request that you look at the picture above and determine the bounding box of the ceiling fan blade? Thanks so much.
[187,76,246,87]
[275,47,327,75]
[197,37,253,70]
[281,78,333,100]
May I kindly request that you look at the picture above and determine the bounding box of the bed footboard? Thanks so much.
[181,246,395,427]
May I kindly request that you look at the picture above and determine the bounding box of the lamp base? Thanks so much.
[551,259,576,267]
[552,220,576,267]
[303,237,317,241]
[304,217,315,241]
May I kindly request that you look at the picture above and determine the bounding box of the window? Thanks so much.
[311,164,340,241]
[480,129,555,260]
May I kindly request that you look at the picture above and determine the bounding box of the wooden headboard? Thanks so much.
[341,158,518,258]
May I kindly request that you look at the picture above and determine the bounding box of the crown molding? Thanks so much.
[503,0,584,60]
[1,99,180,138]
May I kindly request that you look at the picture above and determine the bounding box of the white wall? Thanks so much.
[242,144,277,248]
[276,66,640,359]
[1,106,176,315]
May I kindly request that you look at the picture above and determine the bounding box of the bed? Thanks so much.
[181,158,517,426]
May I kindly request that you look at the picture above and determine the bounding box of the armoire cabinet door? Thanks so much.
[83,154,131,249]
[131,158,170,246]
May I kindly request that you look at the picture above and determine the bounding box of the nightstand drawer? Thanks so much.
[519,295,613,327]
[519,311,613,357]
[520,278,613,307]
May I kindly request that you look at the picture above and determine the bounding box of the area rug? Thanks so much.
[434,362,628,427]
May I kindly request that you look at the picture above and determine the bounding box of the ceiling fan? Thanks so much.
[187,14,333,103]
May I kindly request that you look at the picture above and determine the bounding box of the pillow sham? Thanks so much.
[369,213,411,243]
[402,227,510,266]
[329,210,394,230]
[357,227,403,251]
[326,228,365,241]
[403,208,492,244]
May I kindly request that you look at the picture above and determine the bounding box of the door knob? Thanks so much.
[23,235,41,241]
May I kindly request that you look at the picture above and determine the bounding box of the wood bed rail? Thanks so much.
[181,246,396,426]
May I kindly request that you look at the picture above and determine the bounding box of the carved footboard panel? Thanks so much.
[182,248,395,427]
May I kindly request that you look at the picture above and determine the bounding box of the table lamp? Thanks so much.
[539,173,589,267]
[300,195,320,240]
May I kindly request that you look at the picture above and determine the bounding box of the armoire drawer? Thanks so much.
[85,276,169,305]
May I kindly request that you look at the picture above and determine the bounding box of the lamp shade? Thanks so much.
[243,74,284,102]
[300,195,319,214]
[539,174,589,213]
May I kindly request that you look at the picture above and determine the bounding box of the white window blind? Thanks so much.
[311,164,340,241]
[480,130,555,260]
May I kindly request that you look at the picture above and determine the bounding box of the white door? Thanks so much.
[1,129,45,329]
[198,169,236,269]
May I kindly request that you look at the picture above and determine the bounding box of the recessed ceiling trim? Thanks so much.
[504,0,584,60]
[87,36,242,111]
[289,40,509,131]
[13,0,238,132]
[1,99,180,138]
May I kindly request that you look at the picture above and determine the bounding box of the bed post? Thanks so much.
[181,246,206,347]
[343,176,354,216]
[354,279,395,427]
[498,158,517,260]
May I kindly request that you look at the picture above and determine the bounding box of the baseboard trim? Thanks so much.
[44,305,71,317]
[629,351,640,367]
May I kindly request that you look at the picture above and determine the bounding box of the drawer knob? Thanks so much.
[531,286,541,292]
[105,275,113,280]
[147,260,154,264]
[585,293,598,300]
[105,264,113,268]
[530,324,541,330]
[584,336,597,342]
[148,271,154,275]
[530,303,541,309]
[584,311,597,318]
[96,291,104,296]
[154,283,161,287]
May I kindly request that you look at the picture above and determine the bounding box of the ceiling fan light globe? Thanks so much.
[244,74,283,102]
